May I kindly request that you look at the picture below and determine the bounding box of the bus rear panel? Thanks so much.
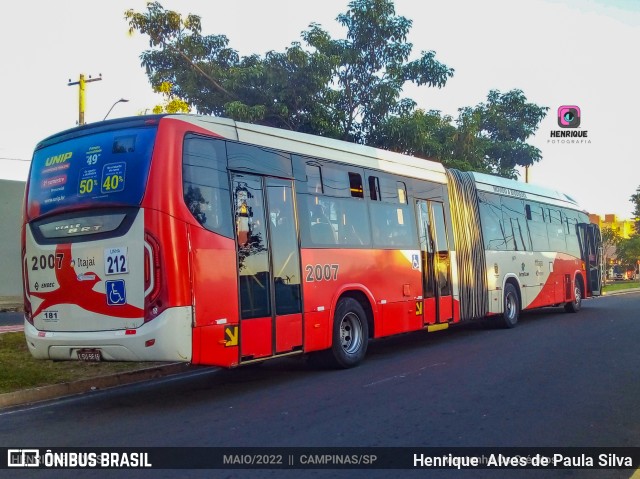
[23,118,192,362]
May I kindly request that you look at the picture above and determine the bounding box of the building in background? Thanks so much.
[0,179,26,301]
[589,213,636,239]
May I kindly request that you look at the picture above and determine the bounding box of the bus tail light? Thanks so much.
[144,232,167,322]
[22,250,33,325]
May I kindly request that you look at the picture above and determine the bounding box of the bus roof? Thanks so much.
[170,114,448,185]
[35,115,166,150]
[33,113,584,212]
[172,115,584,212]
[470,171,583,211]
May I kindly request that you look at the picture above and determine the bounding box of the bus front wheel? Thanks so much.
[330,297,369,368]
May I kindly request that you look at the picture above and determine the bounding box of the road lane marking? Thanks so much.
[363,362,446,388]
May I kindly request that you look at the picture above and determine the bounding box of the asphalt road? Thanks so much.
[0,312,22,327]
[1,293,639,479]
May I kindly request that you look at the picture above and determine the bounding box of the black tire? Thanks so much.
[329,297,369,368]
[498,283,520,328]
[564,278,583,313]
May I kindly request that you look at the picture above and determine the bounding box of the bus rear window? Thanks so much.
[27,126,157,220]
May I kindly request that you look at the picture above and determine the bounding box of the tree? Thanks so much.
[367,108,461,165]
[301,0,454,142]
[126,1,547,178]
[631,186,640,235]
[126,0,453,140]
[615,236,640,274]
[600,226,622,283]
[370,89,548,175]
[126,2,327,129]
[453,90,548,178]
[151,81,191,114]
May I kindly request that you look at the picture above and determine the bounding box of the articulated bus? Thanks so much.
[22,114,602,368]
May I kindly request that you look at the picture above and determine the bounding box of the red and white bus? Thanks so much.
[22,114,602,367]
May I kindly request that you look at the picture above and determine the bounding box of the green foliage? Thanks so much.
[601,226,622,248]
[370,89,548,175]
[603,280,639,293]
[613,188,640,268]
[615,235,640,269]
[125,0,453,140]
[151,81,191,114]
[301,0,454,142]
[126,1,547,178]
[615,189,640,267]
[454,90,548,178]
[600,226,622,262]
[0,333,153,394]
[368,108,472,169]
[600,226,622,283]
[125,2,333,131]
[631,186,640,234]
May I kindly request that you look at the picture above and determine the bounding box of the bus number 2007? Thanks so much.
[31,254,64,271]
[305,264,339,282]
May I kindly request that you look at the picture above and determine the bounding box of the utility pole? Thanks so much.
[68,73,102,125]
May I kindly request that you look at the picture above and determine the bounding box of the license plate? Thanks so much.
[77,349,102,361]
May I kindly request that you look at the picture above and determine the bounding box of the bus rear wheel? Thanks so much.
[564,278,583,313]
[330,297,369,368]
[498,283,520,328]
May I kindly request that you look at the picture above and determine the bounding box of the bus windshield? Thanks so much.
[27,126,157,220]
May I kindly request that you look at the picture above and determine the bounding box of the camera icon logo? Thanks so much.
[557,105,581,128]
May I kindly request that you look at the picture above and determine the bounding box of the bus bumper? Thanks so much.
[24,306,193,362]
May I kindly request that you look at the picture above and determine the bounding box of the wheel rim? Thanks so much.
[339,312,363,354]
[574,285,582,307]
[505,292,517,321]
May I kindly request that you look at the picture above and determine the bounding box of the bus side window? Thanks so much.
[501,196,529,251]
[309,198,336,245]
[349,172,364,198]
[306,163,323,194]
[182,135,232,238]
[547,208,566,252]
[528,202,549,251]
[478,192,507,251]
[368,175,380,201]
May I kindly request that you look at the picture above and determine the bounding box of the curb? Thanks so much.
[0,297,23,313]
[0,305,22,313]
[601,288,640,296]
[0,362,192,409]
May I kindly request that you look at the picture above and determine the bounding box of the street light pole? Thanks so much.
[68,73,102,125]
[103,98,130,121]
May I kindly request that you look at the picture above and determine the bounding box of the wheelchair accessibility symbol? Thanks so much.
[106,279,127,306]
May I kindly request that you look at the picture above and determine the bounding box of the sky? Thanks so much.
[1,0,639,218]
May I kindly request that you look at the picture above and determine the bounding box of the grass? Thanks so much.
[602,280,640,293]
[0,332,159,394]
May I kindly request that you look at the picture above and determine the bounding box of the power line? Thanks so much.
[0,157,30,162]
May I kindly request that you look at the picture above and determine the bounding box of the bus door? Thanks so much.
[577,223,602,296]
[232,174,303,362]
[415,200,453,324]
